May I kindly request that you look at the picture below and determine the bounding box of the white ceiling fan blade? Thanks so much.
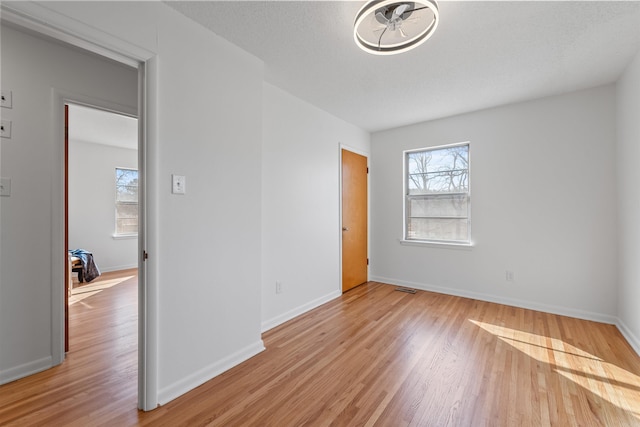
[399,28,408,38]
[393,4,410,19]
[376,11,389,23]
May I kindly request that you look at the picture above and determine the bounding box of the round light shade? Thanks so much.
[354,0,439,55]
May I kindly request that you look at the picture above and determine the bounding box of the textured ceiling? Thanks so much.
[167,1,640,132]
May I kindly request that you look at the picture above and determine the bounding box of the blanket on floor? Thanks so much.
[69,249,101,282]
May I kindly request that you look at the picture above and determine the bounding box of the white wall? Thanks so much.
[153,6,263,404]
[1,2,265,407]
[0,24,138,382]
[261,83,370,330]
[371,86,618,323]
[68,139,137,272]
[616,49,640,354]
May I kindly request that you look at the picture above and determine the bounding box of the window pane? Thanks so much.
[405,143,470,243]
[408,194,468,218]
[115,168,138,235]
[116,169,137,185]
[116,185,138,202]
[116,203,138,234]
[407,218,468,241]
[116,218,138,234]
[116,203,138,218]
[116,185,138,203]
[116,169,139,202]
[407,145,469,195]
[116,168,138,185]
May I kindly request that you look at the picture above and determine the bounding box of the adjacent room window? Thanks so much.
[404,143,470,244]
[115,167,138,236]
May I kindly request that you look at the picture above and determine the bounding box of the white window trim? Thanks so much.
[399,238,473,250]
[112,233,137,240]
[403,141,471,245]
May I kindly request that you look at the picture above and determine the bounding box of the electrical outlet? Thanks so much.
[0,120,12,139]
[1,90,12,109]
[506,270,514,282]
[276,281,283,294]
[171,174,186,194]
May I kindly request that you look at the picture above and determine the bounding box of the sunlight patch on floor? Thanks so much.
[69,275,134,305]
[469,319,640,420]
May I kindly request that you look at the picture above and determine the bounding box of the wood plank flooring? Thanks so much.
[1,278,639,426]
[0,269,139,426]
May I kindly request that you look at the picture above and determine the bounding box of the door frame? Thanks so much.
[338,144,370,292]
[1,3,159,411]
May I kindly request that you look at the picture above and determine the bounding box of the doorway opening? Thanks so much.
[64,102,140,390]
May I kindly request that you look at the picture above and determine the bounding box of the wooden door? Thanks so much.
[341,149,368,292]
[64,104,69,352]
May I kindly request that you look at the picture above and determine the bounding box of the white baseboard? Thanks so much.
[0,356,52,385]
[100,264,138,273]
[261,290,342,333]
[157,340,265,406]
[369,275,618,325]
[616,318,640,357]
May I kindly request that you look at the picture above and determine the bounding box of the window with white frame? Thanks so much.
[404,143,470,244]
[115,167,138,236]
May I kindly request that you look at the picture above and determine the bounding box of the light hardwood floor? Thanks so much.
[1,275,639,426]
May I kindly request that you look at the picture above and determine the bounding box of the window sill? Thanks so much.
[399,239,473,250]
[112,234,138,240]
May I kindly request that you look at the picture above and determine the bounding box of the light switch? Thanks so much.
[0,120,11,139]
[172,174,186,194]
[1,90,12,109]
[1,177,11,196]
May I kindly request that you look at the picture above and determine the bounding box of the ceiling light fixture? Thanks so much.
[354,0,439,55]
